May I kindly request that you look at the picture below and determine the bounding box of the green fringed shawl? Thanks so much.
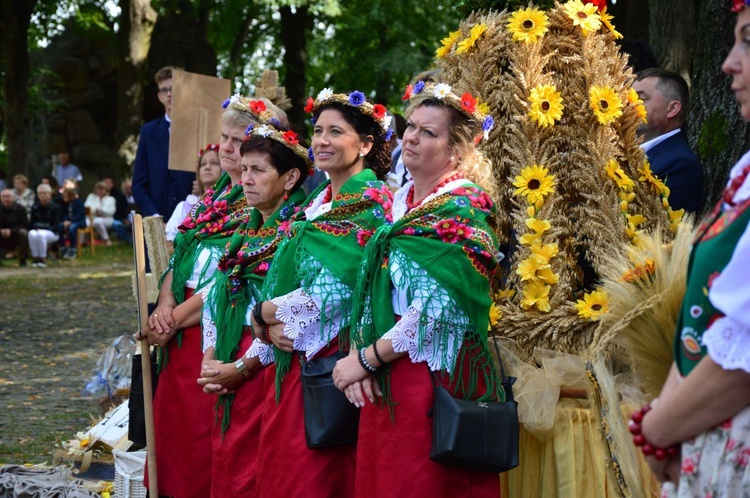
[351,183,503,407]
[208,188,307,433]
[169,172,248,304]
[261,169,393,399]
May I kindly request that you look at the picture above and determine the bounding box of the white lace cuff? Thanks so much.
[703,316,750,374]
[382,304,464,373]
[200,285,216,352]
[245,338,275,366]
[271,288,332,359]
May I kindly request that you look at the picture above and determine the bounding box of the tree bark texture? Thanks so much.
[688,0,750,213]
[279,5,310,129]
[115,0,157,173]
[649,0,697,85]
[0,0,37,177]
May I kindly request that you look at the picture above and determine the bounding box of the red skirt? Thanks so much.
[354,357,501,498]
[210,329,265,498]
[257,342,355,498]
[145,288,213,498]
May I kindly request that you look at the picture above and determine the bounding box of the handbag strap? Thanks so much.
[490,335,516,403]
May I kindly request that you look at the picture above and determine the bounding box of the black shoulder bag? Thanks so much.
[429,337,520,473]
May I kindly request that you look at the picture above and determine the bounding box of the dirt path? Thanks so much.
[0,254,138,464]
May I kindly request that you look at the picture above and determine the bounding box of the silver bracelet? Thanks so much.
[358,347,377,374]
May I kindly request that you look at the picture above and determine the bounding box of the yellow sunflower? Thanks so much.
[527,84,564,128]
[489,302,502,328]
[507,7,549,44]
[627,87,648,123]
[526,217,552,233]
[604,159,635,191]
[530,242,559,261]
[638,160,668,195]
[563,0,602,36]
[456,23,488,54]
[516,254,550,282]
[575,290,609,320]
[599,8,623,39]
[436,29,461,58]
[589,85,623,125]
[513,164,556,207]
[520,280,552,312]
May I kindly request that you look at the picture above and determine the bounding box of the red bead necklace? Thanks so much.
[724,164,750,206]
[321,185,333,204]
[406,172,463,211]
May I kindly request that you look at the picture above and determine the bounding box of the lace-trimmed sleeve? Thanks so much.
[703,317,750,374]
[381,250,470,373]
[245,338,275,365]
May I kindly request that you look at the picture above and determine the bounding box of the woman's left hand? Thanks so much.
[332,353,368,393]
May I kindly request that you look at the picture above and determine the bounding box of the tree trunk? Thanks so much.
[279,5,310,128]
[0,0,37,177]
[115,0,157,178]
[649,0,697,84]
[688,0,750,213]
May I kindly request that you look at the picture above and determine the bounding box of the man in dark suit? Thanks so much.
[132,66,195,218]
[634,68,704,215]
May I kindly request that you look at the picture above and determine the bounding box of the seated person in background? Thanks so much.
[58,186,86,259]
[634,68,704,215]
[84,181,116,246]
[12,174,36,220]
[40,175,63,207]
[122,178,137,211]
[0,189,30,266]
[103,176,132,244]
[28,184,61,268]
[165,143,222,245]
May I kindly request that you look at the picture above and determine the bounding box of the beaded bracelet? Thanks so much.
[629,404,680,460]
[253,301,268,327]
[358,347,378,374]
[372,340,387,367]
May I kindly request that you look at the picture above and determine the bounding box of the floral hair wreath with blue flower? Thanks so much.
[223,93,284,129]
[304,88,393,141]
[733,0,750,11]
[198,143,220,158]
[401,81,495,142]
[243,122,314,174]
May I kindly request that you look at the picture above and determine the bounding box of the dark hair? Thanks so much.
[636,68,691,124]
[41,175,59,191]
[155,66,180,84]
[239,136,309,192]
[313,101,390,180]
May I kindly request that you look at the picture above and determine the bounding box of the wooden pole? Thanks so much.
[132,212,158,495]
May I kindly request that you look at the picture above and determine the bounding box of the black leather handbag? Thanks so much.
[429,338,520,473]
[301,351,360,449]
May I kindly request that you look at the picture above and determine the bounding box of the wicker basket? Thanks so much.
[113,450,147,498]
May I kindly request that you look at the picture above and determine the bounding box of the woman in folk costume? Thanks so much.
[249,89,394,498]
[633,3,750,496]
[143,95,287,498]
[196,124,311,497]
[332,81,503,498]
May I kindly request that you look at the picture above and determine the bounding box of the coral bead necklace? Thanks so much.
[406,172,463,211]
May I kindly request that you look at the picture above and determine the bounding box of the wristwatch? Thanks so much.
[235,358,250,377]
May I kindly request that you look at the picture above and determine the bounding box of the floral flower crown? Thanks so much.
[243,122,314,174]
[733,0,750,11]
[222,94,284,128]
[304,88,393,141]
[198,143,219,158]
[401,81,495,142]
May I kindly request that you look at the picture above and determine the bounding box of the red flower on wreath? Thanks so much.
[282,130,299,145]
[435,218,474,244]
[460,92,477,114]
[584,0,607,11]
[249,100,266,114]
[402,84,413,101]
[371,104,387,120]
[304,97,315,113]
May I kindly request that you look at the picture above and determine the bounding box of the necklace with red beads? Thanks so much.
[321,185,333,204]
[724,163,750,206]
[405,172,463,211]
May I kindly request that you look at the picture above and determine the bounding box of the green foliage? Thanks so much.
[696,111,729,162]
[306,0,462,109]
